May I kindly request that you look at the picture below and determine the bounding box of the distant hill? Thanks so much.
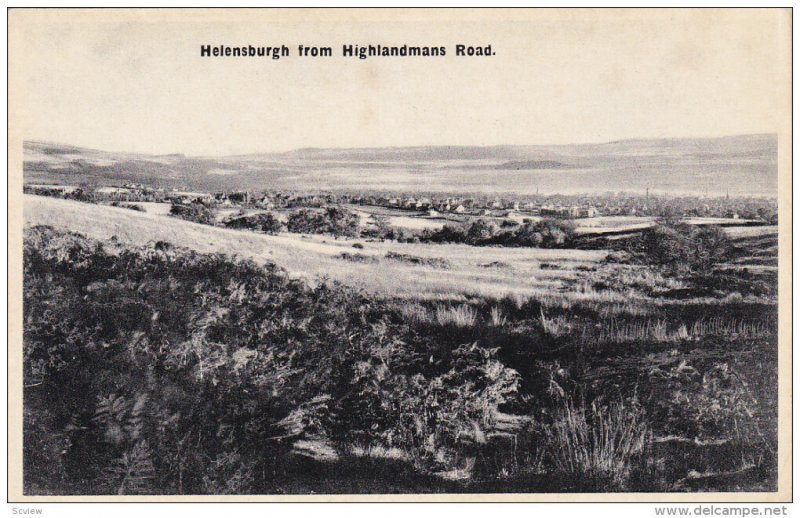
[23,134,778,197]
[494,160,576,170]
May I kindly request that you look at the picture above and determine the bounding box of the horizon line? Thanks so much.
[22,132,777,159]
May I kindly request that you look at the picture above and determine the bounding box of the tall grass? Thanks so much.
[542,399,650,490]
[539,308,571,337]
[435,304,478,327]
[595,318,669,343]
[689,317,771,338]
[489,306,507,327]
[593,317,772,343]
[397,302,432,324]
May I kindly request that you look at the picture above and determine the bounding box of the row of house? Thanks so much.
[540,205,599,218]
[380,196,601,219]
[24,182,601,220]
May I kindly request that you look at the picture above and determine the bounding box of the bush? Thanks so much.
[110,202,146,212]
[287,206,360,238]
[224,212,284,234]
[329,341,520,471]
[385,252,450,269]
[425,223,468,244]
[423,217,575,248]
[634,223,732,273]
[692,226,733,271]
[513,218,576,248]
[169,202,215,225]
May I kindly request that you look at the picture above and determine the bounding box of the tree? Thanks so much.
[363,215,392,239]
[323,206,360,238]
[465,219,498,245]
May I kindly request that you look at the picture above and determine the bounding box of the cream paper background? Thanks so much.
[6,7,792,502]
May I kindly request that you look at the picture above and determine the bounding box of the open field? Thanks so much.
[25,195,606,301]
[107,198,779,249]
[25,195,777,303]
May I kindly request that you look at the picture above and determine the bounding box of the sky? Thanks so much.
[10,9,791,156]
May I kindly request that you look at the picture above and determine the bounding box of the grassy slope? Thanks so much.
[24,195,608,300]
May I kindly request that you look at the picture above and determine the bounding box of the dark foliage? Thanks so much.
[420,218,576,248]
[631,223,733,274]
[224,213,284,234]
[109,202,146,212]
[169,202,215,225]
[23,227,521,494]
[286,206,360,238]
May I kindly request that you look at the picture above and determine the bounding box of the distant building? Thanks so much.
[96,187,132,195]
[257,196,275,209]
[540,205,598,218]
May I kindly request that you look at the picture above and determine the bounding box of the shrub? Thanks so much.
[385,252,450,269]
[169,202,215,225]
[329,340,521,472]
[224,212,284,234]
[634,223,732,273]
[422,217,575,248]
[426,223,468,244]
[338,252,378,264]
[287,206,359,238]
[110,202,146,212]
[514,218,576,248]
[691,226,733,271]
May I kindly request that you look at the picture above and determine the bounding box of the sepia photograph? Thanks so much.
[6,7,792,502]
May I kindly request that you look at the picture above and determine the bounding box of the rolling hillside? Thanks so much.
[23,134,777,196]
[23,195,607,301]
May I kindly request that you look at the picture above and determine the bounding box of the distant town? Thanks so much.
[23,182,778,224]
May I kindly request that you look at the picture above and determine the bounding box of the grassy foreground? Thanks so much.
[22,196,778,494]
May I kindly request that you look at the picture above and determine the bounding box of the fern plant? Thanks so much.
[102,441,156,495]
